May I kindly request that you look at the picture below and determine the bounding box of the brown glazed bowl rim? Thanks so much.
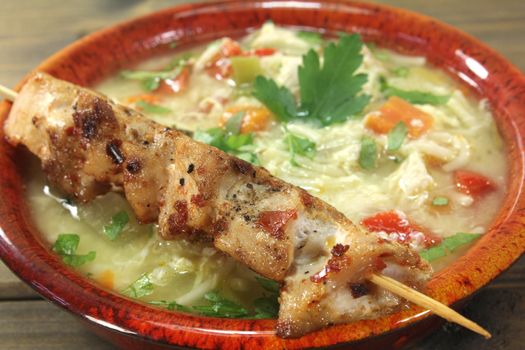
[0,1,524,349]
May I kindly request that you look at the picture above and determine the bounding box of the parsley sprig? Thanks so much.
[103,210,129,240]
[52,234,96,267]
[253,34,370,126]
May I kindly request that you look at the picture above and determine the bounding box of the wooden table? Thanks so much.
[0,1,523,349]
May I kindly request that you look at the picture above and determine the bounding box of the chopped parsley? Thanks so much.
[432,196,449,206]
[103,211,129,240]
[379,77,450,105]
[285,132,316,166]
[420,232,482,261]
[52,234,96,267]
[253,276,280,319]
[358,136,377,170]
[296,31,323,44]
[136,100,172,115]
[194,112,259,164]
[122,274,154,298]
[192,292,250,318]
[149,300,191,312]
[387,121,408,151]
[253,34,370,126]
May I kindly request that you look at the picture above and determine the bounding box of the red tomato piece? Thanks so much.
[361,211,440,247]
[454,170,495,196]
[156,66,191,95]
[257,210,297,240]
[205,38,243,80]
[251,48,277,56]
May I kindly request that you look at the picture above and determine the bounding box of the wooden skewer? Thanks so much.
[370,274,491,338]
[0,83,491,339]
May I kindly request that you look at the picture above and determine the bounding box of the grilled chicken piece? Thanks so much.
[4,73,432,338]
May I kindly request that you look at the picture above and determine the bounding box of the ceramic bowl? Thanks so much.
[0,1,524,349]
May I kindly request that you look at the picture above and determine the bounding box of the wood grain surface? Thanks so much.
[0,0,523,349]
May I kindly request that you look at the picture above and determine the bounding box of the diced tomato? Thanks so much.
[454,170,495,196]
[365,96,433,138]
[205,38,243,80]
[220,105,273,133]
[361,210,441,247]
[251,48,277,56]
[257,210,298,240]
[156,66,191,95]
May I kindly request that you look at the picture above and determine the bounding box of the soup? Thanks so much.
[25,23,506,317]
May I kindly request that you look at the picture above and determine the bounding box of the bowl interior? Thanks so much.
[0,1,524,349]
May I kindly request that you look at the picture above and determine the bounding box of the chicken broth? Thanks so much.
[26,23,506,315]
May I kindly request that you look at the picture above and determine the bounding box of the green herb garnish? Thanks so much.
[358,136,377,170]
[192,292,250,318]
[194,112,259,164]
[52,234,96,267]
[392,66,410,77]
[122,274,154,298]
[253,34,370,126]
[285,132,316,166]
[420,232,482,262]
[253,276,280,318]
[387,121,408,151]
[380,77,450,105]
[103,211,129,240]
[432,196,449,206]
[136,100,172,115]
[149,300,191,312]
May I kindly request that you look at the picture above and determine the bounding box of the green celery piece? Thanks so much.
[380,77,450,105]
[420,232,482,261]
[443,232,482,252]
[231,56,263,84]
[253,76,297,122]
[103,211,129,241]
[121,67,182,81]
[298,34,370,125]
[358,136,377,170]
[136,100,172,115]
[387,121,408,151]
[432,197,449,206]
[123,274,154,298]
[285,132,316,166]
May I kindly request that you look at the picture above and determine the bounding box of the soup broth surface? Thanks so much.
[26,23,506,315]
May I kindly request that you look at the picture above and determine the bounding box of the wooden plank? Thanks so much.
[0,300,115,350]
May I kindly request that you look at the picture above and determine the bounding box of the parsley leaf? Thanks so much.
[285,132,316,166]
[358,136,377,170]
[253,34,370,126]
[192,292,249,318]
[380,77,450,105]
[194,114,259,164]
[255,276,281,294]
[432,196,449,206]
[253,276,280,319]
[122,274,154,298]
[136,100,172,115]
[253,77,297,122]
[387,121,408,151]
[420,232,482,261]
[52,234,96,267]
[149,300,191,312]
[103,211,129,240]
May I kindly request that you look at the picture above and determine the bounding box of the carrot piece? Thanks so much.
[251,48,277,56]
[206,38,243,80]
[155,66,191,95]
[366,96,433,138]
[454,170,495,196]
[221,105,273,133]
[126,94,160,104]
[98,270,115,290]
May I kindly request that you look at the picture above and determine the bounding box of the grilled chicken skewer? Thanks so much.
[2,73,490,338]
